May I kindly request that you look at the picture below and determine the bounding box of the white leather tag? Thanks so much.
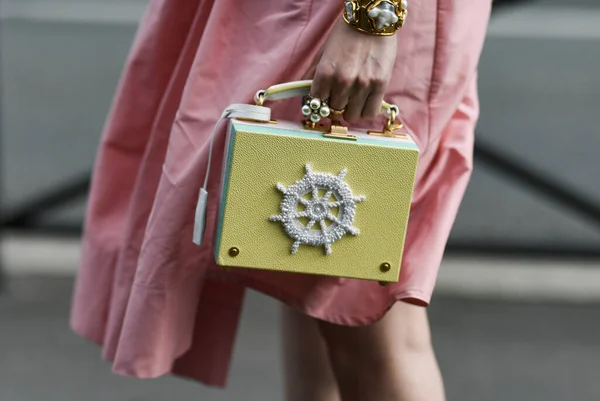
[192,188,209,246]
[192,104,271,247]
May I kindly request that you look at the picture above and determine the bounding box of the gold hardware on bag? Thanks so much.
[323,124,357,141]
[255,92,265,106]
[302,117,357,141]
[368,123,406,138]
[236,117,278,124]
[380,262,391,272]
[368,108,408,138]
[302,120,328,132]
[228,247,240,257]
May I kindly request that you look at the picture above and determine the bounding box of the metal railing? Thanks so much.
[448,138,600,258]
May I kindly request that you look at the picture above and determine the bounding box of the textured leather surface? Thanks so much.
[216,122,419,282]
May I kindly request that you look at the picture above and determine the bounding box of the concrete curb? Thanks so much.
[436,258,600,303]
[3,234,600,303]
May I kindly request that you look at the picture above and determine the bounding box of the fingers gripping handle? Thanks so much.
[253,80,399,119]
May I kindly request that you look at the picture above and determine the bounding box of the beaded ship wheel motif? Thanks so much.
[269,164,366,255]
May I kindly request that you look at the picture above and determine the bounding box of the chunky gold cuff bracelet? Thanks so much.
[343,0,408,36]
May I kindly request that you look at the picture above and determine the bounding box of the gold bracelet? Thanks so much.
[343,0,408,36]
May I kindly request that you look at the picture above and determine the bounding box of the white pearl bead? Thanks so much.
[310,98,321,110]
[302,105,312,116]
[310,113,321,123]
[319,105,330,117]
[401,0,408,9]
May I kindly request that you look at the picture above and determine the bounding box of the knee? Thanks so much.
[316,304,444,401]
[317,302,435,374]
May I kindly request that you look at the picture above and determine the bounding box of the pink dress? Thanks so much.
[70,0,491,387]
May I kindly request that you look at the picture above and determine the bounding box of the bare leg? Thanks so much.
[281,305,341,401]
[317,302,445,401]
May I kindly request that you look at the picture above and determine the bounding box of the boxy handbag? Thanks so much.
[193,80,419,284]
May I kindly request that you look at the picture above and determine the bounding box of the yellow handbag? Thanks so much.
[193,80,419,284]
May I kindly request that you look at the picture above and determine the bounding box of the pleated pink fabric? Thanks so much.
[70,0,491,387]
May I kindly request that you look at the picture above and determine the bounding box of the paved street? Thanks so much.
[2,275,600,401]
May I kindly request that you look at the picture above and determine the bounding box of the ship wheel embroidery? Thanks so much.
[269,164,365,255]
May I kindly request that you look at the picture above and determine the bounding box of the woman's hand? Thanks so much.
[307,17,397,123]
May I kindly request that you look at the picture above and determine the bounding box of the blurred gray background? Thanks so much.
[1,0,600,400]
